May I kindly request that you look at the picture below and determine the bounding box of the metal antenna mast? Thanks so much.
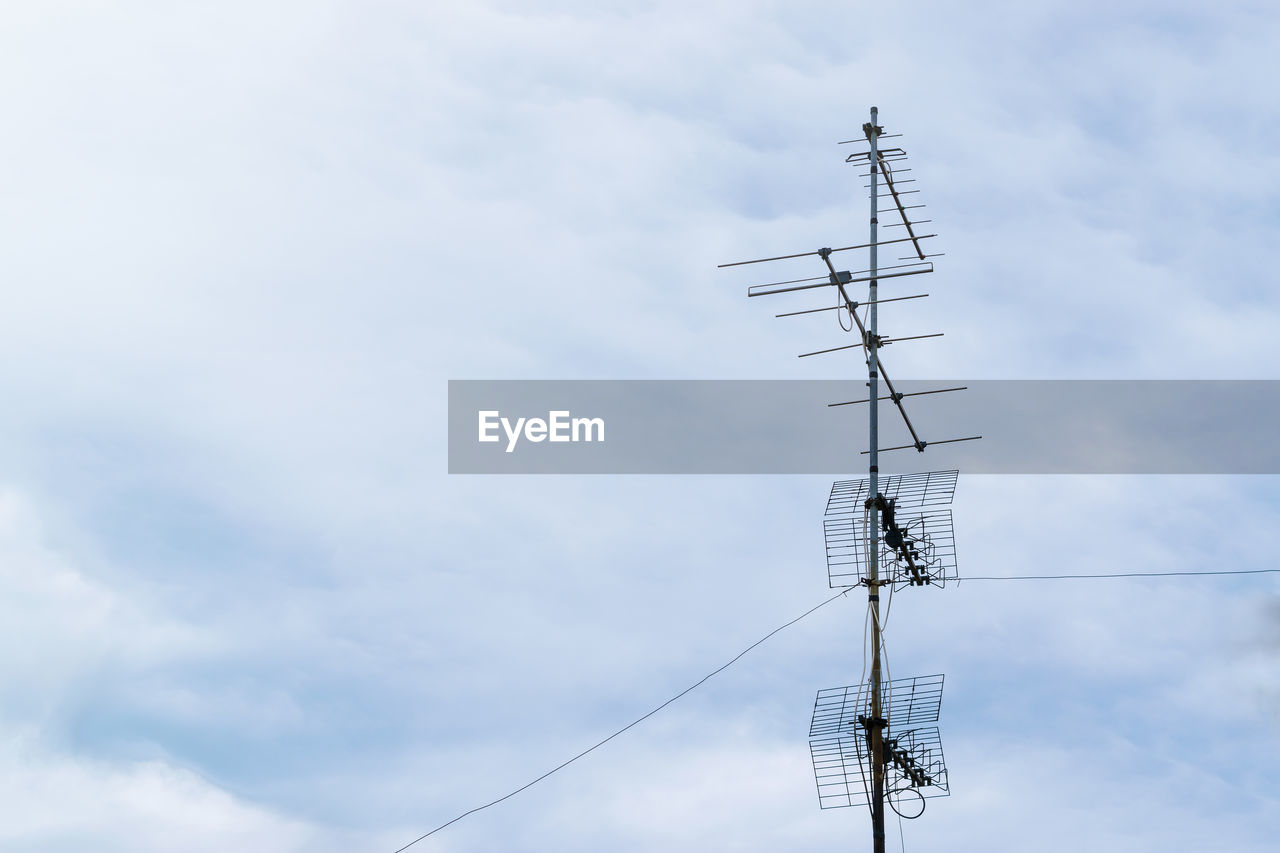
[720,107,975,852]
[865,105,887,853]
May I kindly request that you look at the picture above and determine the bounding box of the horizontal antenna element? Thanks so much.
[860,435,982,455]
[775,293,929,319]
[747,264,932,298]
[718,235,936,269]
[827,385,966,407]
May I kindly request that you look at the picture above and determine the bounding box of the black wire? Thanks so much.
[391,589,851,853]
[836,269,854,332]
[960,568,1279,581]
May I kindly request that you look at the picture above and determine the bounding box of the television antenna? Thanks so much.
[719,107,974,853]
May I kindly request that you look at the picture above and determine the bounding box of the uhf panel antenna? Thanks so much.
[808,675,950,812]
[810,727,949,812]
[824,471,958,589]
[720,108,972,853]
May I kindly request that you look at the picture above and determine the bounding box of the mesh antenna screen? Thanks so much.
[825,470,958,516]
[809,674,944,738]
[824,471,959,590]
[810,727,950,810]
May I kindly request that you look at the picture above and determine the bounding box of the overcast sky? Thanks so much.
[2,2,1278,851]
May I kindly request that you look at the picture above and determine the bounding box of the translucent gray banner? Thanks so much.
[447,380,1280,474]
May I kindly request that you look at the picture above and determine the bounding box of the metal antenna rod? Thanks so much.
[865,105,887,853]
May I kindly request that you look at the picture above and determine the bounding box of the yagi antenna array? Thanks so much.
[721,109,972,850]
[717,120,979,456]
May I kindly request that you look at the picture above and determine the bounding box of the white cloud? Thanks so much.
[0,732,314,853]
[0,487,335,849]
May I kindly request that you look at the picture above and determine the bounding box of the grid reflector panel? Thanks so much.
[825,470,958,517]
[809,674,944,738]
[809,727,950,810]
[823,508,958,589]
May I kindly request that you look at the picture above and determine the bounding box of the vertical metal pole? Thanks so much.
[865,105,887,853]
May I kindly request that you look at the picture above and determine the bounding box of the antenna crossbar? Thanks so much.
[719,234,936,269]
[827,385,966,407]
[860,435,982,455]
[847,147,908,162]
[748,264,932,298]
[775,293,928,319]
[755,261,925,296]
[882,333,942,344]
[839,134,904,143]
[797,333,941,359]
